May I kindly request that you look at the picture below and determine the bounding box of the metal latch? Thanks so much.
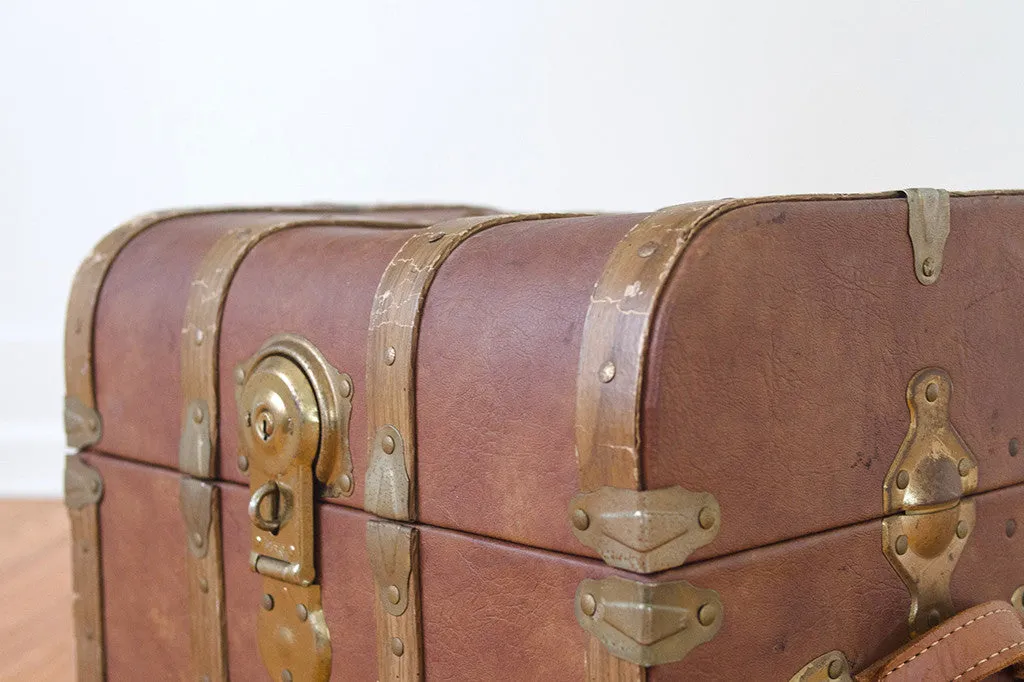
[882,368,977,636]
[235,335,354,682]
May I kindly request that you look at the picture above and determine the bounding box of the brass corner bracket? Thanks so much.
[575,575,723,667]
[569,485,720,573]
[65,396,102,450]
[883,367,977,636]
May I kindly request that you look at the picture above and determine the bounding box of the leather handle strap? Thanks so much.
[856,601,1024,682]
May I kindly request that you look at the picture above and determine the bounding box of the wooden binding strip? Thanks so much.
[363,213,585,681]
[178,214,431,682]
[65,454,105,681]
[364,212,584,521]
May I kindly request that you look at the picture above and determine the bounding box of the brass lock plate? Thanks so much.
[235,334,354,682]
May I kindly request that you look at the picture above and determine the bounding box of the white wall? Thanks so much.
[3,1,1024,496]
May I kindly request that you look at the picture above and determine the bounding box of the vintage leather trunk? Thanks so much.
[63,193,1024,681]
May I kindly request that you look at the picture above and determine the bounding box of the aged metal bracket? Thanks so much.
[367,520,424,681]
[575,576,723,667]
[569,485,720,573]
[65,454,105,681]
[902,188,951,286]
[883,368,978,636]
[789,651,853,682]
[236,335,353,682]
[65,396,103,449]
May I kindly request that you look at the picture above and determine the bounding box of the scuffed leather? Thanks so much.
[645,195,1024,562]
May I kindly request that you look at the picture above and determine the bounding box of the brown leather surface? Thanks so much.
[415,213,644,550]
[645,194,1024,562]
[855,601,1024,682]
[84,452,190,682]
[86,447,1024,680]
[93,208,459,475]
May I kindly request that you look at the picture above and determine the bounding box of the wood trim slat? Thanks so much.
[367,521,423,682]
[65,454,104,681]
[181,478,228,682]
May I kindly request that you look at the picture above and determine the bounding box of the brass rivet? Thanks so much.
[1011,438,1020,457]
[90,479,101,494]
[927,609,941,628]
[192,406,203,424]
[386,585,401,605]
[382,435,396,455]
[234,367,245,385]
[637,242,658,258]
[698,506,717,530]
[580,593,597,617]
[339,473,353,493]
[384,346,397,366]
[1007,519,1017,538]
[896,470,910,490]
[958,458,972,476]
[956,520,969,539]
[296,604,308,622]
[85,628,95,641]
[427,232,445,243]
[87,417,98,431]
[193,531,204,547]
[194,329,204,345]
[339,378,352,398]
[571,508,590,531]
[598,361,616,383]
[925,382,939,402]
[281,671,293,682]
[827,657,846,679]
[391,637,405,657]
[922,257,935,278]
[895,535,909,555]
[237,455,249,472]
[697,602,719,626]
[199,577,209,593]
[261,594,274,611]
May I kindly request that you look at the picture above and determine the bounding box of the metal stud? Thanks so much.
[1011,438,1020,457]
[386,585,401,605]
[281,670,293,682]
[261,594,275,611]
[237,455,249,473]
[89,479,101,494]
[194,328,204,345]
[598,361,616,383]
[384,346,397,366]
[958,458,972,476]
[697,602,719,627]
[192,406,203,424]
[427,232,445,243]
[199,577,209,594]
[338,473,353,494]
[571,508,590,531]
[580,593,597,617]
[925,382,939,402]
[698,506,717,530]
[921,257,935,278]
[1007,519,1017,538]
[896,470,910,489]
[296,604,308,622]
[339,378,352,398]
[193,531,204,548]
[956,520,969,539]
[382,435,396,455]
[391,637,405,657]
[234,366,245,385]
[827,657,846,680]
[895,535,909,555]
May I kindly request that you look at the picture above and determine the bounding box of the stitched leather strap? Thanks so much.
[856,601,1024,682]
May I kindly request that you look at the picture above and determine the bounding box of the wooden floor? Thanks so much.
[0,500,74,681]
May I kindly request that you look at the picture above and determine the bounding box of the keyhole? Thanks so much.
[255,412,274,441]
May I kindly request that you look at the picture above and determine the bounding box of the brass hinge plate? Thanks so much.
[902,188,951,286]
[883,368,978,636]
[569,485,720,573]
[789,651,853,682]
[575,576,722,667]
